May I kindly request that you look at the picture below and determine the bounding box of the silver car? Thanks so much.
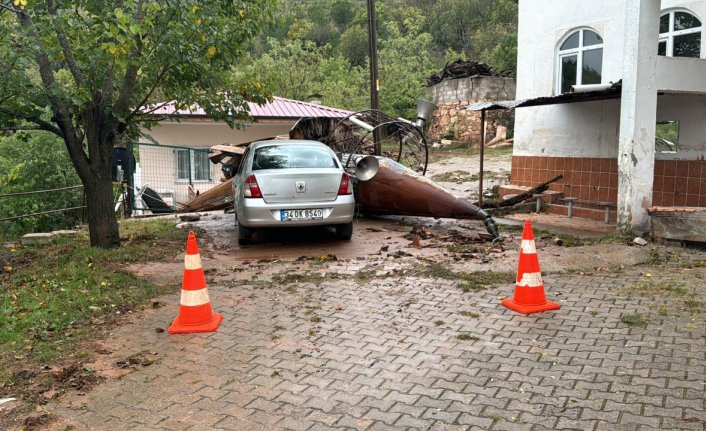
[232,140,355,245]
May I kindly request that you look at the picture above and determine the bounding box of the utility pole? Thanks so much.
[366,0,381,154]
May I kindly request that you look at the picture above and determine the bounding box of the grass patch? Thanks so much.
[446,243,477,254]
[684,298,705,314]
[431,170,472,183]
[458,272,515,293]
[355,269,377,282]
[624,280,704,317]
[554,233,585,247]
[456,333,480,341]
[431,143,513,160]
[596,230,635,245]
[459,311,480,318]
[414,263,457,279]
[434,320,445,326]
[498,224,550,236]
[0,219,186,365]
[680,260,706,269]
[623,280,689,297]
[411,263,514,292]
[620,313,649,327]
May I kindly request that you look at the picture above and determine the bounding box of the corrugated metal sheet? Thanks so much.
[147,96,352,119]
[466,82,623,112]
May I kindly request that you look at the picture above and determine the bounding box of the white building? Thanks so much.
[131,97,351,210]
[508,0,706,231]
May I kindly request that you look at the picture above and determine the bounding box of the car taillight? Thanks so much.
[243,175,262,198]
[338,172,352,196]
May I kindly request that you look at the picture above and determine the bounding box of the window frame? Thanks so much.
[658,9,702,58]
[175,148,212,183]
[556,28,604,94]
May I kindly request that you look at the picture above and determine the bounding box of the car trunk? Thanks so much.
[256,170,342,204]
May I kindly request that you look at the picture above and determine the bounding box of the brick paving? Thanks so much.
[48,252,706,431]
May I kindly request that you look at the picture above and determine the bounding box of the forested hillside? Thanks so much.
[234,0,517,118]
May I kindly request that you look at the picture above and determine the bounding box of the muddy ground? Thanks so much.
[4,149,705,430]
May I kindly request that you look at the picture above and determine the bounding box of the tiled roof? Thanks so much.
[147,96,352,119]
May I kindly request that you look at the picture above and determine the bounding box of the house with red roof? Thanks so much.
[132,97,352,210]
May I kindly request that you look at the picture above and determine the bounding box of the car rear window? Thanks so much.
[252,145,339,170]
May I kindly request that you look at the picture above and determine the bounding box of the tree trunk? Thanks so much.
[82,169,121,248]
[62,126,121,249]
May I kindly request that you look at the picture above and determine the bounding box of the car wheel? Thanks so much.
[335,222,353,240]
[237,220,253,245]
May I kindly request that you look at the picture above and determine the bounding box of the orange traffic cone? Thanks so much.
[168,231,223,334]
[501,219,560,314]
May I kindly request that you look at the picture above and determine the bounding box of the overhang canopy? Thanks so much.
[466,81,622,112]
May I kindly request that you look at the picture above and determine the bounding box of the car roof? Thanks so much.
[249,139,329,150]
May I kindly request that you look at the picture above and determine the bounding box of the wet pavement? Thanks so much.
[45,213,706,431]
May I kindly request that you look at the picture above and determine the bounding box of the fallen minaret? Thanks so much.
[353,156,499,239]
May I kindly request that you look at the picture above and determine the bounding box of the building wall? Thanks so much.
[428,76,516,105]
[141,121,293,148]
[515,0,706,158]
[426,76,516,144]
[517,0,706,100]
[515,93,706,159]
[511,1,706,218]
[135,120,293,209]
[510,156,706,211]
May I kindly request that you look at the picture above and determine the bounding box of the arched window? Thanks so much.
[557,29,603,94]
[659,10,701,58]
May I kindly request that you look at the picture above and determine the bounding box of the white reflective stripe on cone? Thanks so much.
[520,239,537,255]
[180,288,211,306]
[184,253,202,270]
[517,272,543,287]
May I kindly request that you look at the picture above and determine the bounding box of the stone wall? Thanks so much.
[425,76,516,145]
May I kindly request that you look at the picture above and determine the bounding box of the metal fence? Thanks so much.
[0,185,86,238]
[128,142,226,213]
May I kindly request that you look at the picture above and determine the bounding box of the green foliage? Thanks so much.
[620,313,649,327]
[0,0,277,247]
[427,0,517,70]
[330,0,357,30]
[0,132,82,239]
[0,219,185,362]
[248,0,518,118]
[339,25,369,67]
[235,38,370,113]
[377,12,436,119]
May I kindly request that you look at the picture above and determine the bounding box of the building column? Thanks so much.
[617,0,660,233]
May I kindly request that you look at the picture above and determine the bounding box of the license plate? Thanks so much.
[281,209,323,221]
